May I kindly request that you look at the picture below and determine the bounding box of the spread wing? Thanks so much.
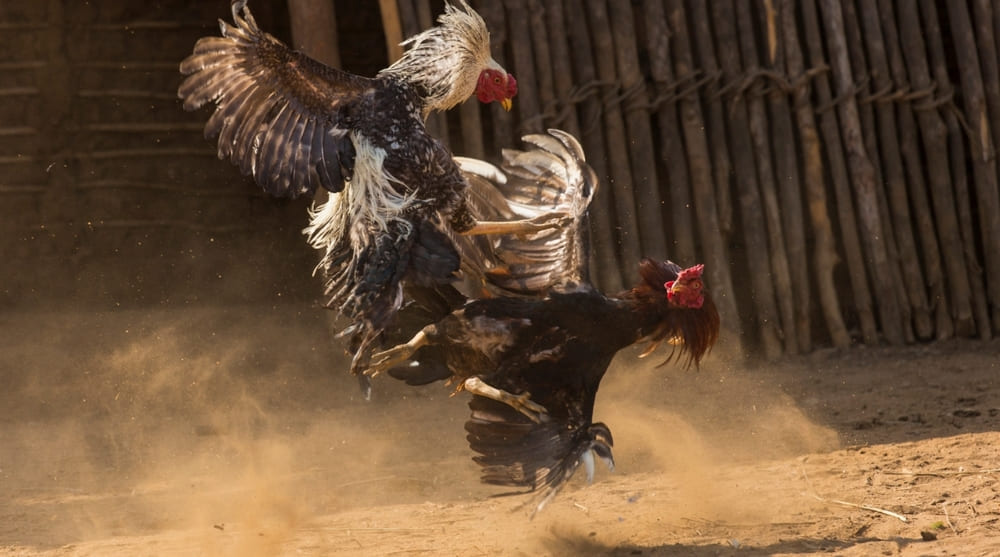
[464,356,615,515]
[454,128,598,296]
[178,0,372,198]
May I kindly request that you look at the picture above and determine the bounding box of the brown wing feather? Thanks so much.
[454,129,598,297]
[179,1,372,197]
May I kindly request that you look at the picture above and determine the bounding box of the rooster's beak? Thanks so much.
[501,98,513,112]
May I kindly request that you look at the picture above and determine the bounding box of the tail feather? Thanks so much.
[465,395,614,515]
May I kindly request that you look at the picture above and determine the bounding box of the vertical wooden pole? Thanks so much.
[735,0,799,354]
[857,1,933,340]
[607,0,668,260]
[288,0,341,67]
[641,0,696,266]
[819,0,904,345]
[906,0,981,337]
[779,0,849,348]
[876,0,955,341]
[760,0,812,352]
[665,0,743,354]
[711,0,783,358]
[584,0,643,285]
[564,0,623,292]
[377,0,404,63]
[946,0,1000,335]
[527,0,556,130]
[503,0,542,134]
[801,0,878,344]
[685,0,734,237]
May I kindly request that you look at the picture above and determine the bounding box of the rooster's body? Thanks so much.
[366,130,721,513]
[178,1,533,392]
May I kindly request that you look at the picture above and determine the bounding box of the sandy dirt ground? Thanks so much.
[2,304,999,556]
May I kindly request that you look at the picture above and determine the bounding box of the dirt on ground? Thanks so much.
[1,304,999,556]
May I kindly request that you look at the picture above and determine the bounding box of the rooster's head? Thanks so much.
[664,264,705,309]
[476,67,517,111]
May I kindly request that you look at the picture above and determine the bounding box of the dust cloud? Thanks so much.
[0,305,480,555]
[1,305,840,555]
[589,342,840,524]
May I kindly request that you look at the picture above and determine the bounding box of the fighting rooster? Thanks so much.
[178,1,545,391]
[365,130,721,514]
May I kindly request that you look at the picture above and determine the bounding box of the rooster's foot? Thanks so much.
[464,376,549,423]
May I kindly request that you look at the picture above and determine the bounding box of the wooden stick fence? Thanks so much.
[5,0,1000,358]
[369,0,1000,357]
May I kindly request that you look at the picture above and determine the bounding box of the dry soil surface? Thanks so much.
[2,305,999,556]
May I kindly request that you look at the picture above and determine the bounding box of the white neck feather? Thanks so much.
[379,0,497,114]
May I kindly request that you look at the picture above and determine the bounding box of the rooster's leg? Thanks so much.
[364,328,430,377]
[463,376,549,424]
[461,213,571,236]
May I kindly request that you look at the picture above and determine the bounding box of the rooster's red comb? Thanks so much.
[676,264,704,282]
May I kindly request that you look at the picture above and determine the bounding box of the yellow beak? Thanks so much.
[501,97,513,112]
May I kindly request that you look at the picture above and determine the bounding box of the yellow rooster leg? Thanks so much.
[461,213,571,236]
[463,376,549,424]
[364,329,429,378]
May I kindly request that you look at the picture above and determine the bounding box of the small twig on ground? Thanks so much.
[806,492,909,523]
[884,467,1000,478]
[573,502,589,513]
[799,461,908,523]
[337,475,431,489]
[942,502,959,534]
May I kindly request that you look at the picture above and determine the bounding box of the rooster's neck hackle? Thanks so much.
[379,0,495,116]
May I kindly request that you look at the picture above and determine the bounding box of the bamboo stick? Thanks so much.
[563,0,622,292]
[678,0,733,237]
[857,1,933,340]
[542,0,581,138]
[971,0,1000,160]
[641,0,696,267]
[818,0,903,344]
[760,0,813,351]
[949,0,995,339]
[778,0,848,348]
[665,0,742,354]
[801,0,877,344]
[710,0,782,358]
[542,0,617,291]
[875,0,954,341]
[527,0,555,131]
[504,0,541,134]
[841,0,914,344]
[378,0,405,63]
[288,0,340,68]
[907,0,980,337]
[584,0,643,286]
[952,0,1000,335]
[734,0,797,354]
[607,0,667,260]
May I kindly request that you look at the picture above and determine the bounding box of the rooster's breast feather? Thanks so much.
[178,1,375,198]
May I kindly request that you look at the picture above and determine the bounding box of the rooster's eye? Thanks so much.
[494,76,501,84]
[691,280,703,290]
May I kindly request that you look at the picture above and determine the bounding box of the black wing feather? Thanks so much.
[179,1,372,197]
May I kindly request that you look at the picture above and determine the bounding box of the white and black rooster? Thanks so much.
[178,1,563,394]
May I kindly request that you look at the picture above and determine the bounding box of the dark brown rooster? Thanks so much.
[364,130,721,514]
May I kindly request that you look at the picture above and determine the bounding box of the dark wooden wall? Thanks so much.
[0,1,318,309]
[3,0,999,360]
